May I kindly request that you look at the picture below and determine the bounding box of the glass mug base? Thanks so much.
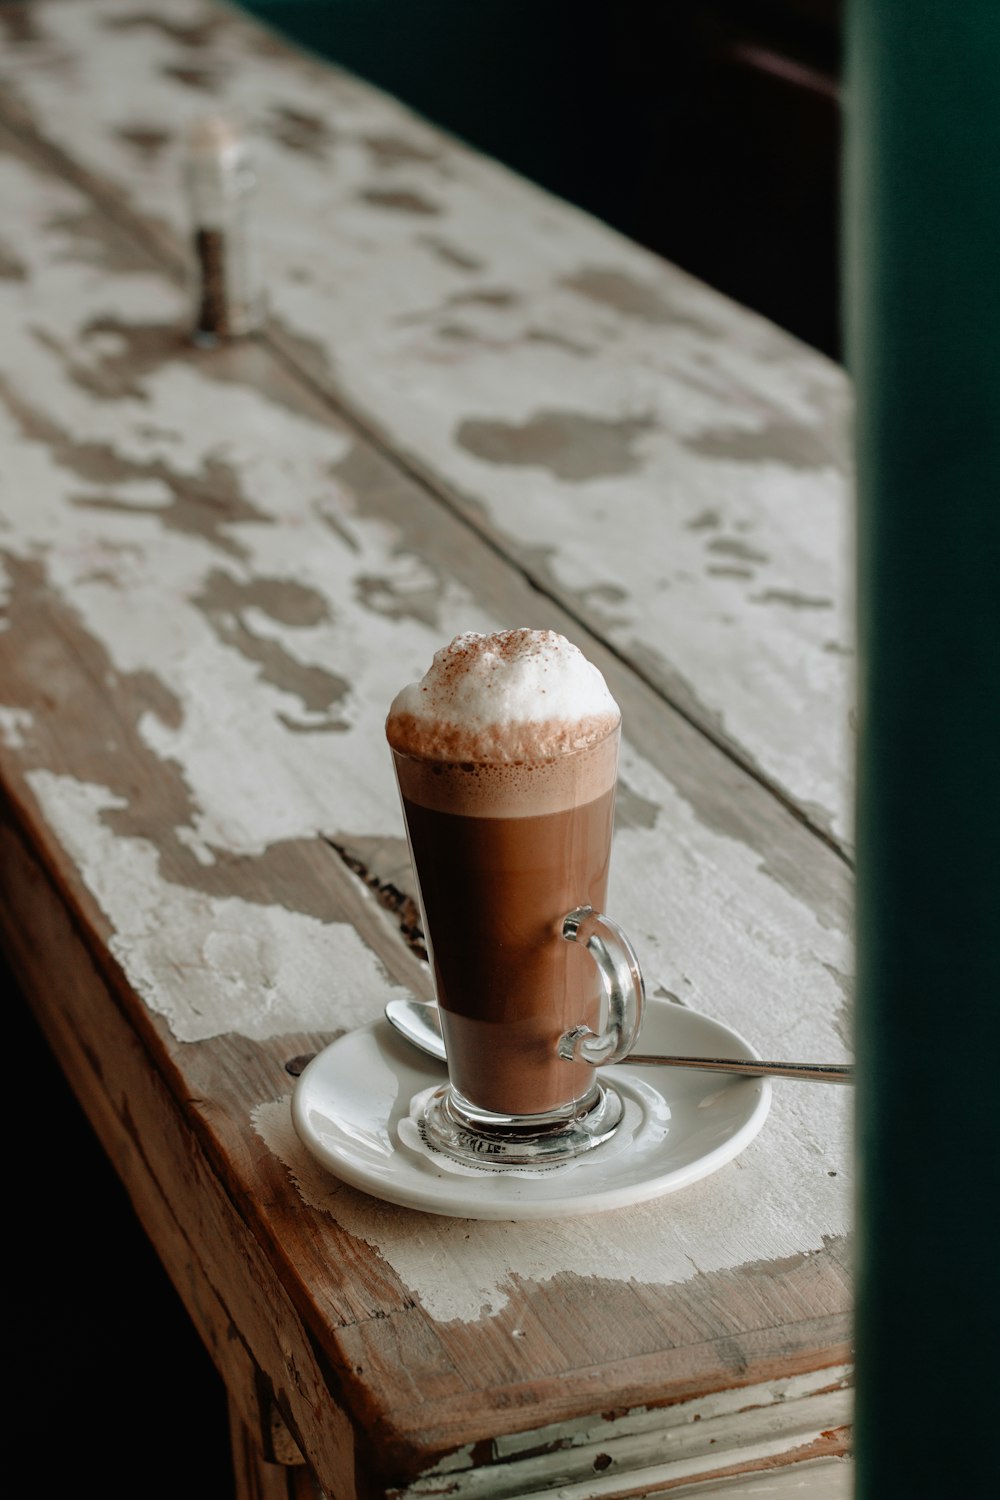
[421,1078,625,1167]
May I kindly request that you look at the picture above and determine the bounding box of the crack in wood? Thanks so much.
[325,838,427,963]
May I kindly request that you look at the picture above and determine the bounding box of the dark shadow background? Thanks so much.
[10,957,233,1494]
[239,0,844,359]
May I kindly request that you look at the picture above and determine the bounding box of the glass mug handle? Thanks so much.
[558,905,646,1066]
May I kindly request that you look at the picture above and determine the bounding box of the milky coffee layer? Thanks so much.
[386,629,621,816]
[391,730,619,817]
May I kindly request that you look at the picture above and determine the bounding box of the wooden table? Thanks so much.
[0,2,856,1495]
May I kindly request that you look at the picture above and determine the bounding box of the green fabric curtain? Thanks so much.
[846,2,1000,1493]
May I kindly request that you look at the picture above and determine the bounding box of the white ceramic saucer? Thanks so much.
[291,998,771,1220]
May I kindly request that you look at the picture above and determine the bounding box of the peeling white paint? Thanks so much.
[254,1089,848,1322]
[0,705,33,747]
[25,772,410,1042]
[389,1370,851,1496]
[0,213,850,1062]
[0,0,856,847]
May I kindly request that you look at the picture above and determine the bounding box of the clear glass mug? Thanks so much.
[390,721,646,1166]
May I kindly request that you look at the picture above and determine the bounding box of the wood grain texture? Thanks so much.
[0,6,855,1495]
[0,0,856,853]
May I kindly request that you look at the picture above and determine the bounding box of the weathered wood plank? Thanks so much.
[0,0,856,852]
[0,40,854,1498]
[228,1404,322,1500]
[390,1368,852,1498]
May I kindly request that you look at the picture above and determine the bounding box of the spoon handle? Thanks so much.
[383,999,854,1084]
[623,1054,853,1083]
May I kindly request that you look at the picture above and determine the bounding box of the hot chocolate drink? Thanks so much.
[386,629,622,1120]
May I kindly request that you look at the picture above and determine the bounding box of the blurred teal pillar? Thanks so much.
[845,3,1000,1494]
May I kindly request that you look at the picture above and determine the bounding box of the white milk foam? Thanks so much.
[387,630,619,756]
[385,631,621,814]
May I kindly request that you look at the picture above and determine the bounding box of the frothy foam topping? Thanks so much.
[386,629,620,763]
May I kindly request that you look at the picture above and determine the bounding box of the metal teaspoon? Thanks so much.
[384,998,854,1084]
